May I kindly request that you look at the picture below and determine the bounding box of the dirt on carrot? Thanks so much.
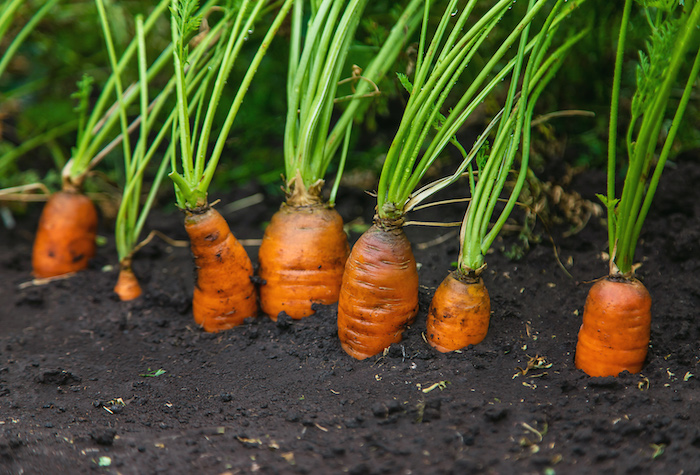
[31,190,98,278]
[185,205,258,332]
[337,221,419,360]
[427,270,491,352]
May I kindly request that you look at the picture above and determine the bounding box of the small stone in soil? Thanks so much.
[91,429,117,446]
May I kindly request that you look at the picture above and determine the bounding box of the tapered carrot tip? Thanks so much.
[185,207,258,332]
[114,266,142,301]
[258,204,349,320]
[32,190,98,278]
[427,272,491,352]
[575,277,652,377]
[337,223,418,360]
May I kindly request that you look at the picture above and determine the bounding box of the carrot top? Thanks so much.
[283,0,422,204]
[604,0,700,275]
[375,0,583,222]
[458,1,587,273]
[169,0,293,210]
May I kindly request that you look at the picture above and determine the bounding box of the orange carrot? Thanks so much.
[337,222,418,360]
[114,259,142,301]
[258,202,349,320]
[184,206,257,332]
[426,271,490,352]
[575,276,651,377]
[32,190,98,278]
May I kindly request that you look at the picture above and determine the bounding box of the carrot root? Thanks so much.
[427,271,490,352]
[337,223,418,360]
[258,203,349,320]
[575,276,651,377]
[32,190,98,278]
[185,207,258,332]
[114,263,142,301]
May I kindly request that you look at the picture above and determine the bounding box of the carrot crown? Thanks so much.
[168,0,293,211]
[604,0,700,275]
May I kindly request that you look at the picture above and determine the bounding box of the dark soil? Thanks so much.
[1,157,699,475]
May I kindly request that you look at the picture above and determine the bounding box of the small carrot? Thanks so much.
[114,258,142,301]
[574,276,651,377]
[32,190,98,278]
[184,206,257,332]
[258,189,349,320]
[426,270,490,353]
[337,220,419,360]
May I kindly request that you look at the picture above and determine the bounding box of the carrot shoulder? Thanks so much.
[575,276,651,377]
[185,206,257,332]
[427,271,491,352]
[258,203,349,320]
[337,223,418,360]
[32,190,98,278]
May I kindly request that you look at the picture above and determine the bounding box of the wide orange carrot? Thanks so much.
[258,202,349,320]
[426,271,491,352]
[32,190,98,278]
[337,222,419,360]
[185,206,258,332]
[575,276,651,377]
[114,258,142,301]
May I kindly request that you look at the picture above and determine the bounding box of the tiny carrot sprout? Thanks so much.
[140,368,166,377]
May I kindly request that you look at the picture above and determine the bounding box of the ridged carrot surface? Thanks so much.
[337,224,419,360]
[427,272,491,352]
[32,190,98,278]
[185,207,257,332]
[258,203,349,320]
[575,277,651,377]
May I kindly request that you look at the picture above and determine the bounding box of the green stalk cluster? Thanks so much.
[67,0,175,189]
[607,0,700,275]
[169,0,293,210]
[95,0,229,262]
[376,0,585,221]
[283,0,422,202]
[459,0,588,272]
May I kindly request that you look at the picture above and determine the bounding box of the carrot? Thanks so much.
[32,190,98,278]
[184,206,257,332]
[114,258,142,301]
[337,221,418,360]
[258,196,349,320]
[574,276,651,377]
[426,271,490,352]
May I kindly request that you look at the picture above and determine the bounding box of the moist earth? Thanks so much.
[0,157,699,475]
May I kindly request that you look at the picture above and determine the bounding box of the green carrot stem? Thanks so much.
[199,0,293,195]
[606,0,634,254]
[627,46,700,262]
[615,1,700,273]
[329,122,353,206]
[0,0,61,79]
[71,0,173,180]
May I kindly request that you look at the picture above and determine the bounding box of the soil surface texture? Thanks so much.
[1,157,699,475]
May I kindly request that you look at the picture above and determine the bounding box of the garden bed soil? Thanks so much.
[1,156,699,475]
